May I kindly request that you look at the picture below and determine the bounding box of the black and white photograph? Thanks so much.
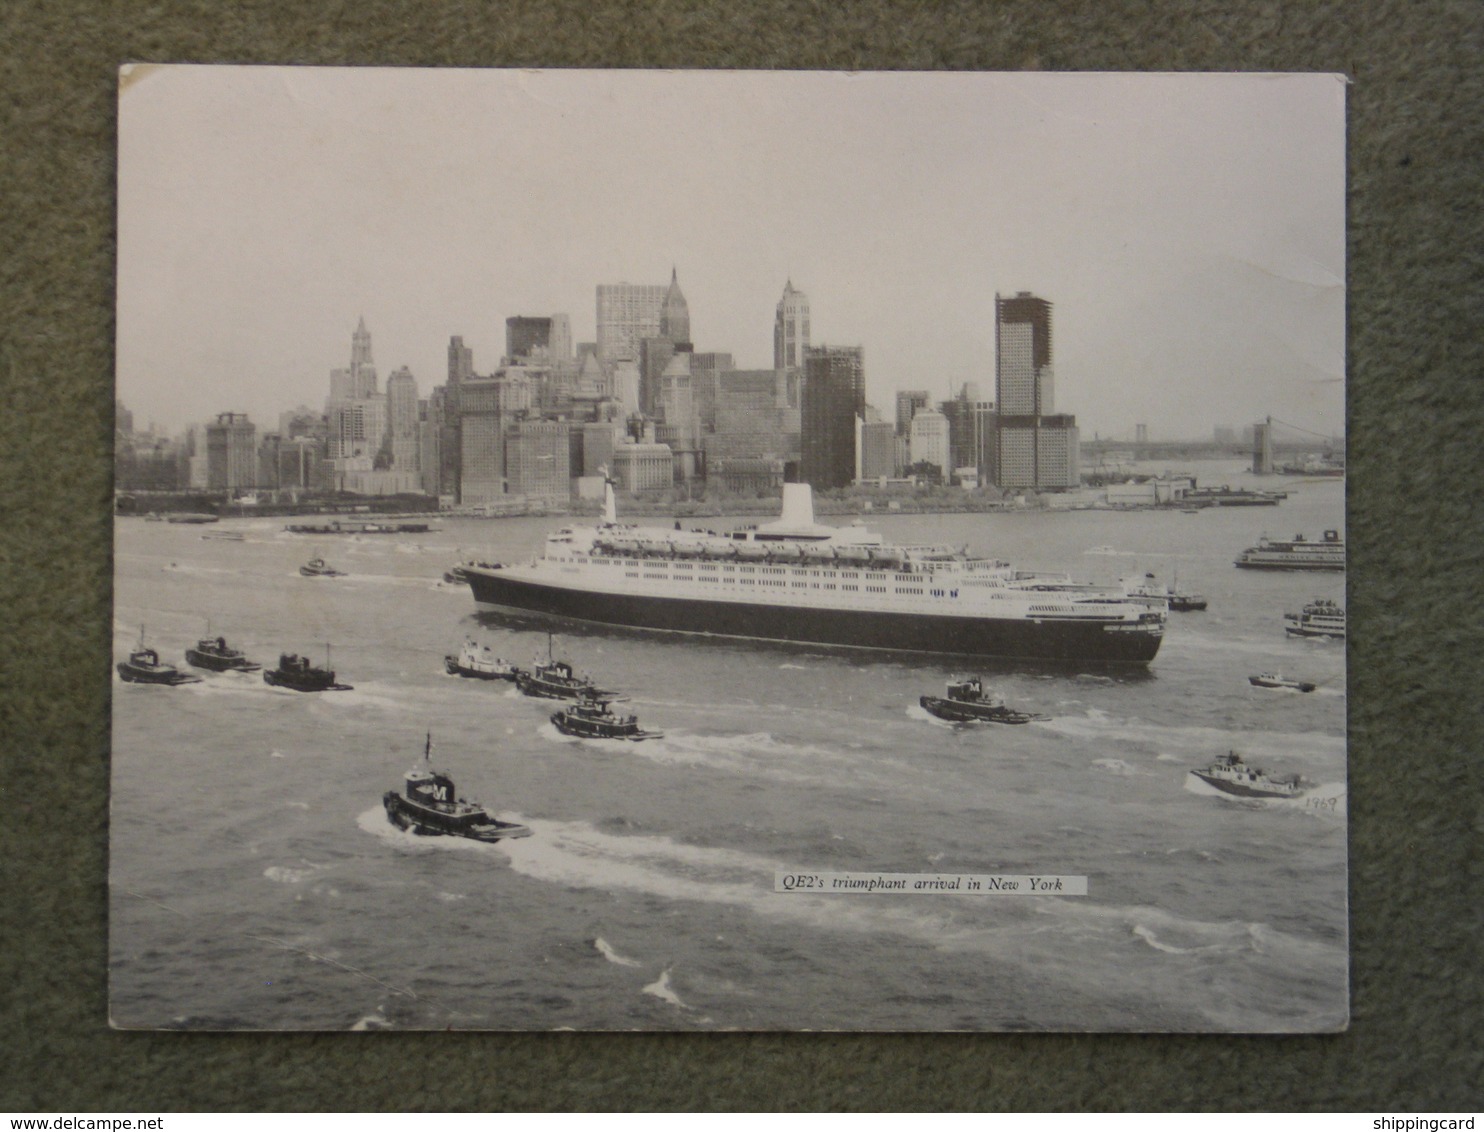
[111,67,1346,1032]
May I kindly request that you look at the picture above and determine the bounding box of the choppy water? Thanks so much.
[110,463,1347,1031]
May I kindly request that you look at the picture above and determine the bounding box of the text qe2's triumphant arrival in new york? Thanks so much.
[463,482,1167,666]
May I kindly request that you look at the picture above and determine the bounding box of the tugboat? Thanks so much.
[300,557,346,578]
[550,692,663,741]
[514,637,613,701]
[263,647,353,692]
[1189,751,1308,799]
[443,564,470,585]
[383,735,532,843]
[444,638,518,680]
[919,677,1049,724]
[116,628,202,685]
[1248,672,1317,693]
[1283,598,1346,639]
[185,633,261,673]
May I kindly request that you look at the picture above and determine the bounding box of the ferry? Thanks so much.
[464,482,1167,666]
[1284,598,1346,639]
[1183,486,1286,507]
[1234,530,1345,571]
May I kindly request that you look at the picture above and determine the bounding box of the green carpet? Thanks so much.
[1,0,1481,1112]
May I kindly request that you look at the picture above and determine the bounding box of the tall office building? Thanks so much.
[596,280,669,368]
[386,366,420,473]
[895,389,930,435]
[774,279,809,373]
[348,316,377,399]
[506,315,572,364]
[858,418,897,480]
[447,335,474,387]
[909,408,950,475]
[801,345,864,490]
[994,292,1078,489]
[206,412,257,490]
[659,268,691,348]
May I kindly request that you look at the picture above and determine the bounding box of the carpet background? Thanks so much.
[1,0,1480,1112]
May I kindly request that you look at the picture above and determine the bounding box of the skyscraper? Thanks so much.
[206,412,257,490]
[895,389,930,435]
[801,345,864,490]
[349,315,377,399]
[386,366,420,473]
[773,280,809,373]
[596,280,669,368]
[994,292,1077,489]
[659,268,691,349]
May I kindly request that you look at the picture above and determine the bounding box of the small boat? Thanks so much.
[918,677,1049,724]
[444,638,518,680]
[1284,598,1346,639]
[200,530,245,541]
[185,634,261,673]
[117,628,202,685]
[516,659,612,701]
[167,513,219,524]
[263,648,352,692]
[550,693,663,741]
[1189,751,1308,799]
[443,564,470,585]
[514,636,614,701]
[383,735,532,843]
[1248,672,1316,693]
[300,557,346,578]
[1085,545,1118,556]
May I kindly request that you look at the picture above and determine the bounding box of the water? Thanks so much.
[110,463,1347,1031]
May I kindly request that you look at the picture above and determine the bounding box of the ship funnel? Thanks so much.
[779,482,815,528]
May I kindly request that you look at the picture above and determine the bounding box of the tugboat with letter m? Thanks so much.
[444,638,518,680]
[919,677,1049,724]
[551,691,663,741]
[514,637,613,700]
[1189,751,1308,799]
[383,735,532,843]
[117,628,202,685]
[263,647,353,692]
[185,632,261,673]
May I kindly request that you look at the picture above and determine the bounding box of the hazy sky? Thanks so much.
[117,67,1345,441]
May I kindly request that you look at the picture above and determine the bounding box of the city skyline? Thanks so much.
[118,68,1345,441]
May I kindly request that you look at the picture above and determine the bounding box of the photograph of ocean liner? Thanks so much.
[111,68,1347,1032]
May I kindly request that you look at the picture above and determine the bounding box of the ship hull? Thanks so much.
[1234,558,1344,571]
[1189,770,1303,799]
[468,570,1163,666]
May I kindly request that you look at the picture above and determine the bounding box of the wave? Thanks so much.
[594,938,642,967]
[642,969,691,1010]
[1039,708,1344,764]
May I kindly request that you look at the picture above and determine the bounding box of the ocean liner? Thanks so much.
[464,483,1166,666]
